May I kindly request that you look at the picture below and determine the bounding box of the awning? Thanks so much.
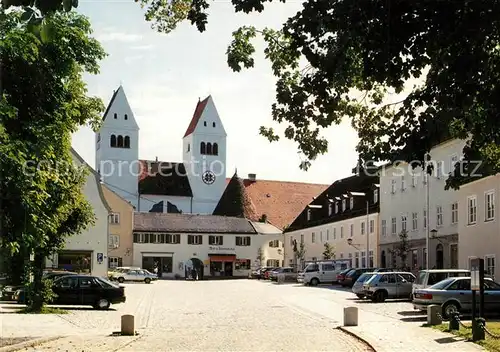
[209,254,236,262]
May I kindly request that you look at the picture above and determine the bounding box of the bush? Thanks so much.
[25,278,57,311]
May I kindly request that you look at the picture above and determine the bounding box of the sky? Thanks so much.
[71,0,360,185]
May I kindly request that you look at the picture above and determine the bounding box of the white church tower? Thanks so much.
[183,96,227,214]
[95,86,139,208]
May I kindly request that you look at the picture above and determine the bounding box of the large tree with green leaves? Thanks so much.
[1,9,105,310]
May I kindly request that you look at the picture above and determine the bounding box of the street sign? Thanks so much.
[471,257,480,291]
[97,252,104,264]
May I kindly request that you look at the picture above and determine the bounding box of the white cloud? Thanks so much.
[124,55,145,65]
[96,32,143,43]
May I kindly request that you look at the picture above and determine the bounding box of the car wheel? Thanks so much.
[372,290,386,303]
[310,278,319,286]
[356,294,365,299]
[94,298,110,310]
[442,302,460,319]
[145,278,151,284]
[118,277,125,283]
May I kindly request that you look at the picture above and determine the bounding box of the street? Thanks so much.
[0,280,466,351]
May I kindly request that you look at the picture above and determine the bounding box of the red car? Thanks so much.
[337,268,354,285]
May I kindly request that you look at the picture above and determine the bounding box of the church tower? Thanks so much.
[95,86,139,208]
[183,96,227,214]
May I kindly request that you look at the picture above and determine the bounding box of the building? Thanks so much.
[458,173,499,278]
[132,212,282,278]
[284,174,380,269]
[46,149,111,277]
[378,138,466,270]
[95,87,227,215]
[102,185,135,268]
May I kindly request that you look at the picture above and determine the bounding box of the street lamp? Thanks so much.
[425,152,431,270]
[348,191,370,268]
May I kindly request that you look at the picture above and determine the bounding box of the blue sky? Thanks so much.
[72,0,359,184]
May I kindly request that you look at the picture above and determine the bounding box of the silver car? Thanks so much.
[363,271,416,302]
[413,277,500,319]
[352,272,377,299]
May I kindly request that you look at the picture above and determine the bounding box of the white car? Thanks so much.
[114,269,157,284]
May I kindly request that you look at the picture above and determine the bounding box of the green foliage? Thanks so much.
[0,9,105,310]
[390,230,410,269]
[24,277,57,309]
[256,247,265,265]
[295,240,306,261]
[322,242,335,260]
[258,214,267,223]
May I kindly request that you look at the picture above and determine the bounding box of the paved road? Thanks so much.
[4,280,373,351]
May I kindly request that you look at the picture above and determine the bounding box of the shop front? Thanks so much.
[209,254,236,277]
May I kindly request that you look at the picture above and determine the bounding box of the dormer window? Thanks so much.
[342,199,346,211]
[374,189,379,203]
[335,202,339,213]
[349,197,354,209]
[124,114,128,120]
[307,209,311,221]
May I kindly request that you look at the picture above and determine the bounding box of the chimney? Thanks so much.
[248,173,256,181]
[155,156,158,162]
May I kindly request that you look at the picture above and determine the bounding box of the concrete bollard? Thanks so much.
[121,314,135,336]
[343,307,358,326]
[427,305,442,326]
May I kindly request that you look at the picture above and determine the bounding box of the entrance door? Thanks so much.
[450,244,458,269]
[190,258,204,280]
[381,251,386,268]
[224,262,233,276]
[436,244,444,269]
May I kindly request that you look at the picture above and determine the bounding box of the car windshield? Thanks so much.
[428,278,455,290]
[357,273,374,283]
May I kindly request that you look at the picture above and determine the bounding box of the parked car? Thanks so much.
[302,260,351,286]
[342,268,375,288]
[112,268,157,283]
[412,269,470,297]
[1,284,23,301]
[413,277,500,318]
[352,272,377,298]
[270,267,296,281]
[13,271,78,304]
[363,271,416,302]
[264,267,278,280]
[337,268,355,286]
[14,275,126,310]
[251,267,273,279]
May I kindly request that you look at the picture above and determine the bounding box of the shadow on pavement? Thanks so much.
[401,316,427,322]
[435,336,466,344]
[398,310,425,316]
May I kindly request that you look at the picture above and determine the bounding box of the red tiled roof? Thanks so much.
[225,178,329,230]
[183,96,210,138]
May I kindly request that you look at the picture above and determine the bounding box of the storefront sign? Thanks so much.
[208,246,236,253]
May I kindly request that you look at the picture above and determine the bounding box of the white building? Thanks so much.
[46,148,111,277]
[378,138,466,270]
[284,174,380,269]
[132,212,283,278]
[95,86,227,215]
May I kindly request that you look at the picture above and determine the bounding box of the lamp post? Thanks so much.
[349,192,370,268]
[429,229,437,268]
[425,152,431,270]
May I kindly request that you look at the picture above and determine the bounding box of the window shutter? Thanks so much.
[188,235,193,244]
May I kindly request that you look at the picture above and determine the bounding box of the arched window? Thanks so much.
[113,113,117,119]
[200,142,206,154]
[110,134,117,147]
[206,142,212,155]
[213,143,218,155]
[124,114,128,120]
[212,122,216,127]
[117,135,124,148]
[124,136,130,148]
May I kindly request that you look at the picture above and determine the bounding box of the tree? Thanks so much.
[1,9,105,311]
[390,230,411,270]
[322,243,335,260]
[256,247,265,266]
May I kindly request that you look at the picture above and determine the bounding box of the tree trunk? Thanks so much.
[30,251,45,312]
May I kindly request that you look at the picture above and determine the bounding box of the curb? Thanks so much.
[0,336,63,352]
[337,326,377,351]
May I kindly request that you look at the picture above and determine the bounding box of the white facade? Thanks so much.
[284,213,379,269]
[95,86,139,208]
[95,89,227,215]
[46,149,111,277]
[378,138,466,270]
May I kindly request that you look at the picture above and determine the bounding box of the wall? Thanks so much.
[102,186,135,267]
[284,213,379,268]
[46,153,110,277]
[379,138,465,269]
[458,174,500,274]
[132,233,282,278]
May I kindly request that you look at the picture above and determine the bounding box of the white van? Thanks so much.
[412,269,470,295]
[302,260,351,286]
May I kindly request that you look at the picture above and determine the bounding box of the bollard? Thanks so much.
[448,312,460,331]
[121,314,135,336]
[343,307,358,326]
[427,305,442,326]
[472,317,485,341]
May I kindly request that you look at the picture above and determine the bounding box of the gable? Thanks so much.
[101,86,139,130]
[184,97,209,137]
[183,96,226,138]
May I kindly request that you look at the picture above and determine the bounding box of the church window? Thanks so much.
[213,143,218,155]
[212,122,216,127]
[124,136,130,148]
[110,134,117,147]
[200,142,206,154]
[204,121,207,126]
[117,135,124,148]
[113,113,117,119]
[206,143,212,155]
[124,114,128,120]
